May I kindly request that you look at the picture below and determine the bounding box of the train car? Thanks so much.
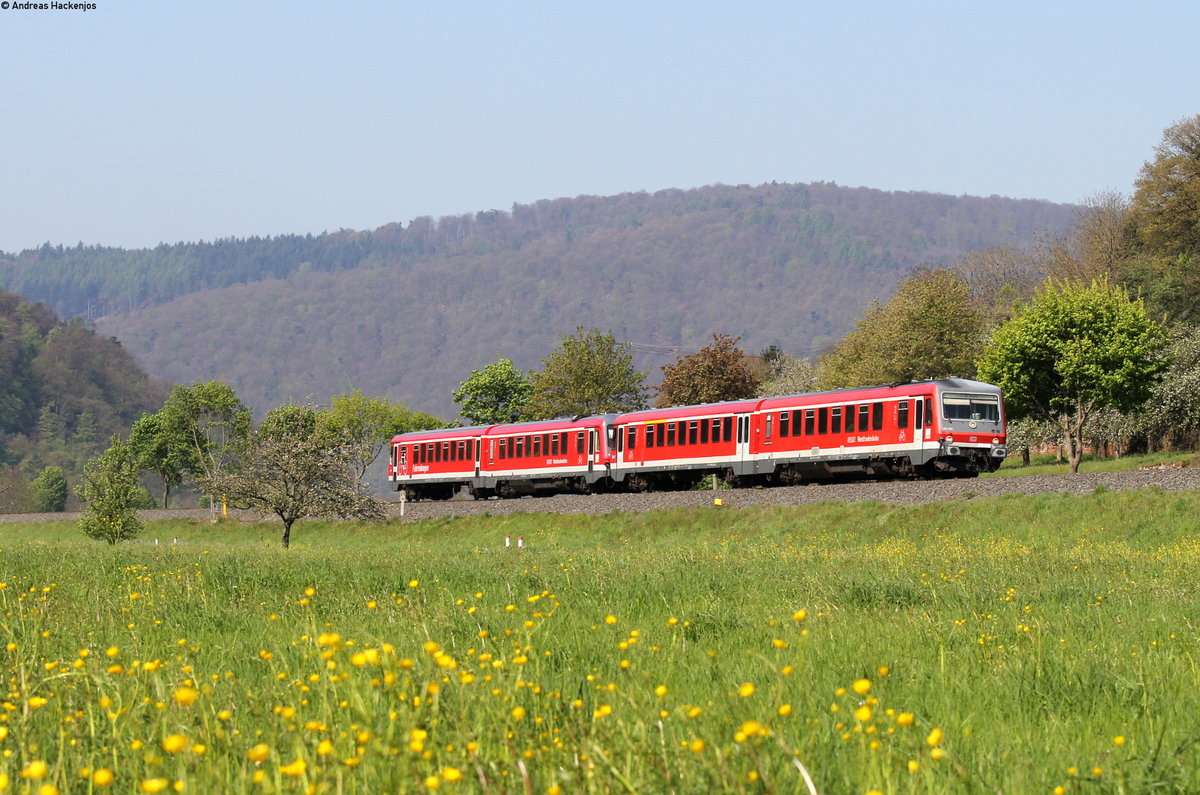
[388,415,615,500]
[387,378,1007,500]
[748,378,1006,483]
[476,416,612,498]
[608,398,760,491]
[387,425,488,500]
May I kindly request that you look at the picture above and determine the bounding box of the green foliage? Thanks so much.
[318,389,424,481]
[30,466,67,512]
[655,333,761,406]
[75,436,149,543]
[1127,324,1200,448]
[818,268,983,388]
[528,326,648,419]
[203,403,385,548]
[127,411,195,509]
[159,381,252,482]
[451,357,533,424]
[1131,114,1200,259]
[0,289,170,484]
[977,278,1169,472]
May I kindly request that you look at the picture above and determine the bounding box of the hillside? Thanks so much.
[0,289,172,508]
[3,182,1074,418]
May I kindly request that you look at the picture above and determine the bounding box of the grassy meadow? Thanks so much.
[2,490,1199,794]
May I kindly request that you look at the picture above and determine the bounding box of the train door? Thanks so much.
[907,395,930,459]
[588,428,598,473]
[736,414,751,462]
[397,443,409,477]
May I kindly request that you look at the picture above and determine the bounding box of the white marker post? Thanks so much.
[399,490,407,518]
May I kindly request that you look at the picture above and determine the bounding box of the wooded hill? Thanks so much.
[0,289,171,506]
[0,182,1073,419]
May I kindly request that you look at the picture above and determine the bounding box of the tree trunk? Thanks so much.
[281,519,293,549]
[162,483,170,510]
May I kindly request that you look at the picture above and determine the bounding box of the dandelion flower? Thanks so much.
[162,734,188,754]
[852,678,872,695]
[22,761,48,780]
[926,727,943,746]
[246,744,271,763]
[93,769,115,787]
[173,687,198,707]
[280,759,306,777]
[738,682,755,698]
[1113,735,1126,747]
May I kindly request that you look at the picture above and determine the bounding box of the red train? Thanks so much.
[386,378,1008,500]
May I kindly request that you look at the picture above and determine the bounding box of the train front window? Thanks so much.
[942,393,1001,422]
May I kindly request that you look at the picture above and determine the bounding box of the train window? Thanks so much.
[804,409,815,436]
[689,421,698,445]
[897,401,909,429]
[845,406,855,433]
[575,431,584,454]
[667,422,677,447]
[710,419,721,443]
[779,411,790,437]
[531,435,541,458]
[515,437,525,458]
[858,404,870,429]
[791,410,801,436]
[442,442,450,461]
[872,402,884,431]
[646,424,656,448]
[700,418,710,444]
[723,416,733,442]
[942,392,1000,422]
[765,414,773,439]
[543,434,550,456]
[831,406,842,434]
[915,399,924,429]
[560,432,567,454]
[626,426,637,450]
[818,407,828,435]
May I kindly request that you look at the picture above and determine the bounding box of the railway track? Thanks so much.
[4,467,1198,524]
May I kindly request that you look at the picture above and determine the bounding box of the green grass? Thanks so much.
[985,449,1197,476]
[2,492,1200,793]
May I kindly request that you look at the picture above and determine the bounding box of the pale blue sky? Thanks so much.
[1,0,1196,252]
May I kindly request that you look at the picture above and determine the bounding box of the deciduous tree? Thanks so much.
[1130,114,1200,258]
[976,279,1169,473]
[452,358,534,424]
[319,389,410,481]
[76,436,149,544]
[528,327,648,419]
[158,381,252,482]
[128,411,195,508]
[655,333,761,407]
[202,404,384,549]
[30,465,67,512]
[818,268,983,388]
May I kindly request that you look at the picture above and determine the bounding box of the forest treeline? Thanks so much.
[0,183,1070,323]
[45,182,1073,419]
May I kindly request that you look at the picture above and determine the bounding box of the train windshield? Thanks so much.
[941,392,1001,422]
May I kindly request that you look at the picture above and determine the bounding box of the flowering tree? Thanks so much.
[201,404,384,549]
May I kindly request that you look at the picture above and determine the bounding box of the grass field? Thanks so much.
[2,489,1199,794]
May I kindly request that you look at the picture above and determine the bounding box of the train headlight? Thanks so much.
[992,437,999,444]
